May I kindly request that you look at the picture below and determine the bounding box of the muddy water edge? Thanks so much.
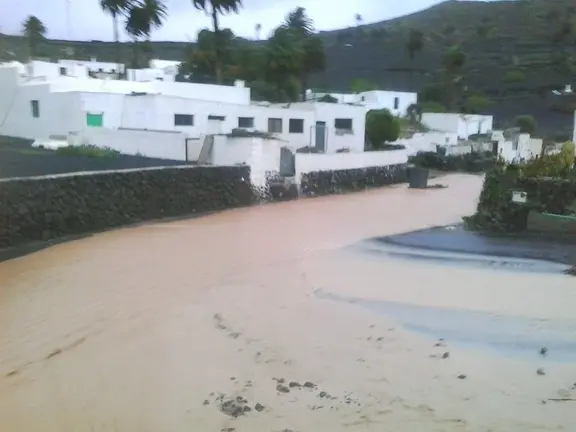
[1,173,575,432]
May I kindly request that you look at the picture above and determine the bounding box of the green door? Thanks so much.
[86,113,103,127]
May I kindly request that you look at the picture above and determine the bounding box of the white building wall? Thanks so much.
[0,68,84,139]
[211,136,282,188]
[59,59,124,73]
[422,113,493,139]
[307,90,417,116]
[70,128,188,160]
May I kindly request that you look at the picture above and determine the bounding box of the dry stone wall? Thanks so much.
[0,165,255,249]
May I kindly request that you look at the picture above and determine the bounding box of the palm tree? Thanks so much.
[125,0,167,67]
[191,0,243,84]
[279,8,324,100]
[406,29,424,91]
[21,15,46,59]
[255,23,262,40]
[355,13,363,27]
[100,0,132,71]
[281,7,314,36]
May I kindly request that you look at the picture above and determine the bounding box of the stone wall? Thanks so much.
[0,165,255,249]
[299,164,407,196]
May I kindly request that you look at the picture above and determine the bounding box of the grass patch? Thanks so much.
[56,145,120,158]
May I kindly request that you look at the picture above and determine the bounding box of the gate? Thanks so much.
[279,147,295,176]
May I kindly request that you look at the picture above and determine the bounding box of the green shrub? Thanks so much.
[465,159,576,232]
[419,100,447,113]
[514,115,537,134]
[365,109,401,149]
[56,145,120,158]
[504,70,525,83]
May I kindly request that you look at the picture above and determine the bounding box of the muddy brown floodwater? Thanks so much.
[1,174,575,432]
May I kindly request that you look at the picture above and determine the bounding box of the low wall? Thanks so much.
[296,151,408,196]
[0,165,255,249]
[70,128,189,161]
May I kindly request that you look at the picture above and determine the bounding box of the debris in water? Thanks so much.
[537,368,546,376]
[540,347,548,356]
[288,381,301,388]
[203,400,210,405]
[303,381,316,388]
[255,403,265,412]
[457,374,467,379]
[277,384,290,393]
[442,352,450,359]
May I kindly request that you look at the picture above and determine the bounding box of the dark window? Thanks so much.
[394,97,399,110]
[238,117,254,128]
[268,118,282,133]
[334,118,353,130]
[174,114,194,126]
[31,100,40,118]
[59,67,67,76]
[208,115,225,121]
[361,96,365,101]
[289,118,304,133]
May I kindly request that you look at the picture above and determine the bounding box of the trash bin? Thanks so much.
[409,166,429,189]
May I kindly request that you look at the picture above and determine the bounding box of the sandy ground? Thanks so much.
[0,173,575,432]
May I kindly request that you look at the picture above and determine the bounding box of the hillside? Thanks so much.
[2,0,575,137]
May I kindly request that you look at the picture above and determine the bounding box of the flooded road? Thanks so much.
[1,174,575,432]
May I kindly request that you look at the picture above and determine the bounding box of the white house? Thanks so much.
[421,113,493,140]
[306,89,418,116]
[0,61,367,157]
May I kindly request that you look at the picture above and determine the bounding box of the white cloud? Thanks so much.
[1,0,448,42]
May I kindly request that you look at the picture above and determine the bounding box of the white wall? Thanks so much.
[126,68,176,82]
[69,128,189,160]
[286,102,365,152]
[422,113,493,139]
[361,91,418,116]
[211,136,282,188]
[0,68,84,139]
[59,59,125,73]
[306,90,418,116]
[396,132,459,156]
[495,134,543,163]
[295,150,408,182]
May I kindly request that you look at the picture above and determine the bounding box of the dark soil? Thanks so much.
[0,136,191,179]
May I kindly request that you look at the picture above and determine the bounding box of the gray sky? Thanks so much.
[2,0,450,42]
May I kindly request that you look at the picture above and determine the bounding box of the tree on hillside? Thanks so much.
[100,0,131,67]
[406,29,424,91]
[355,13,363,27]
[255,23,262,40]
[191,0,243,84]
[21,15,46,58]
[442,44,466,110]
[514,115,537,134]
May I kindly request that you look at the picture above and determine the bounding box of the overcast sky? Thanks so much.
[2,0,454,42]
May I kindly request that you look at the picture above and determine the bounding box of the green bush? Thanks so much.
[465,158,576,232]
[514,115,537,134]
[365,109,401,149]
[504,70,525,83]
[56,145,120,158]
[419,100,447,113]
